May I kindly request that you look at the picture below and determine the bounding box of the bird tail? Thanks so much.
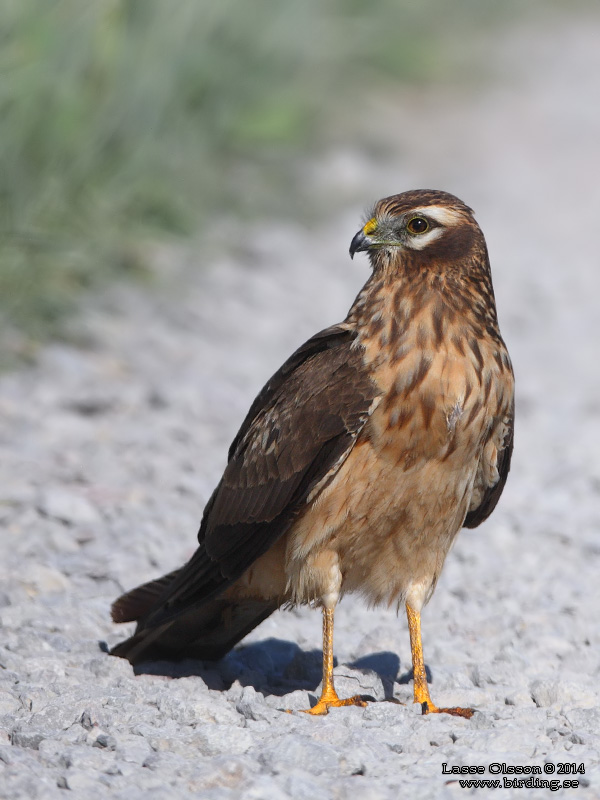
[110,571,279,665]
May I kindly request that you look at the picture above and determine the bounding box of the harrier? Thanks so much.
[112,190,514,718]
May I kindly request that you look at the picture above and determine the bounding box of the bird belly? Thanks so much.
[285,353,498,610]
[285,434,477,611]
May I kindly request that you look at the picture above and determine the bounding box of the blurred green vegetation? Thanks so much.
[0,0,549,353]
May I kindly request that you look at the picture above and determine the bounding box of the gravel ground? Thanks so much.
[2,12,600,800]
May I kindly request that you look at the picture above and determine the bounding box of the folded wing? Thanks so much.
[112,324,379,632]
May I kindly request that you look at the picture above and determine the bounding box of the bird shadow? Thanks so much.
[397,664,432,684]
[126,637,402,700]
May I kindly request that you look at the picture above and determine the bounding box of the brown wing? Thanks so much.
[463,403,514,529]
[133,324,379,629]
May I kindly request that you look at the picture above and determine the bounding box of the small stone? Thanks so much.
[93,732,117,750]
[323,665,386,702]
[505,689,534,706]
[226,680,245,703]
[236,685,277,722]
[194,724,254,756]
[339,739,385,777]
[0,690,20,715]
[65,395,116,416]
[530,679,583,708]
[190,695,242,726]
[80,710,93,730]
[259,734,339,775]
[564,707,600,731]
[116,736,153,764]
[471,660,527,689]
[0,745,13,763]
[10,730,45,750]
[271,689,312,712]
[85,654,133,681]
[285,770,331,800]
[37,739,64,765]
[23,700,79,738]
[63,769,101,791]
[26,564,71,594]
[362,700,407,724]
[243,775,290,800]
[469,711,494,730]
[37,488,101,526]
[49,526,80,554]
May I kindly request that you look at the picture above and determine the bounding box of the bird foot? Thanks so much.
[420,701,474,719]
[301,693,368,716]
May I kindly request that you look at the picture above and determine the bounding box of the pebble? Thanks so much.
[259,734,340,775]
[194,724,255,757]
[37,488,101,526]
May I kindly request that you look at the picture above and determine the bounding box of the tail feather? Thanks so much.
[111,569,181,624]
[110,589,279,665]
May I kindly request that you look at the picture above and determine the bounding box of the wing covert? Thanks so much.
[143,324,379,624]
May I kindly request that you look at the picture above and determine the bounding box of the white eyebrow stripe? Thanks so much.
[411,205,464,226]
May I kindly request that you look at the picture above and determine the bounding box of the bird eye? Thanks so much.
[407,216,429,235]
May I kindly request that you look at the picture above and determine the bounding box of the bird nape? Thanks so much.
[111,189,514,718]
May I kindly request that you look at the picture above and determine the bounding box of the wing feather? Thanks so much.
[463,404,514,529]
[137,324,379,629]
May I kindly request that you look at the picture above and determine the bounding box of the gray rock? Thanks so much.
[336,776,405,800]
[504,689,535,707]
[236,686,282,722]
[471,659,528,689]
[338,740,386,777]
[115,735,154,765]
[225,679,245,703]
[93,732,118,750]
[0,690,20,715]
[259,734,339,775]
[321,665,387,702]
[270,689,313,712]
[20,701,83,739]
[529,678,592,709]
[362,700,408,724]
[242,776,290,800]
[10,730,46,750]
[563,707,600,733]
[530,679,560,708]
[61,769,103,792]
[285,770,332,800]
[193,723,254,756]
[0,744,40,765]
[37,487,101,526]
[22,564,72,594]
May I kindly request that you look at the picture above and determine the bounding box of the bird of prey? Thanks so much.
[111,189,514,718]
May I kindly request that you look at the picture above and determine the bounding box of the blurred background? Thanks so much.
[2,0,595,363]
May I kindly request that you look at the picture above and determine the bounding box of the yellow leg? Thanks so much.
[302,607,367,715]
[406,602,474,719]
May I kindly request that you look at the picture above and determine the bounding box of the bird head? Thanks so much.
[349,190,483,273]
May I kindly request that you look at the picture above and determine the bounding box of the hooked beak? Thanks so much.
[349,229,371,259]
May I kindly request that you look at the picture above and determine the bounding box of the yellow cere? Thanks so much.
[363,217,378,236]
